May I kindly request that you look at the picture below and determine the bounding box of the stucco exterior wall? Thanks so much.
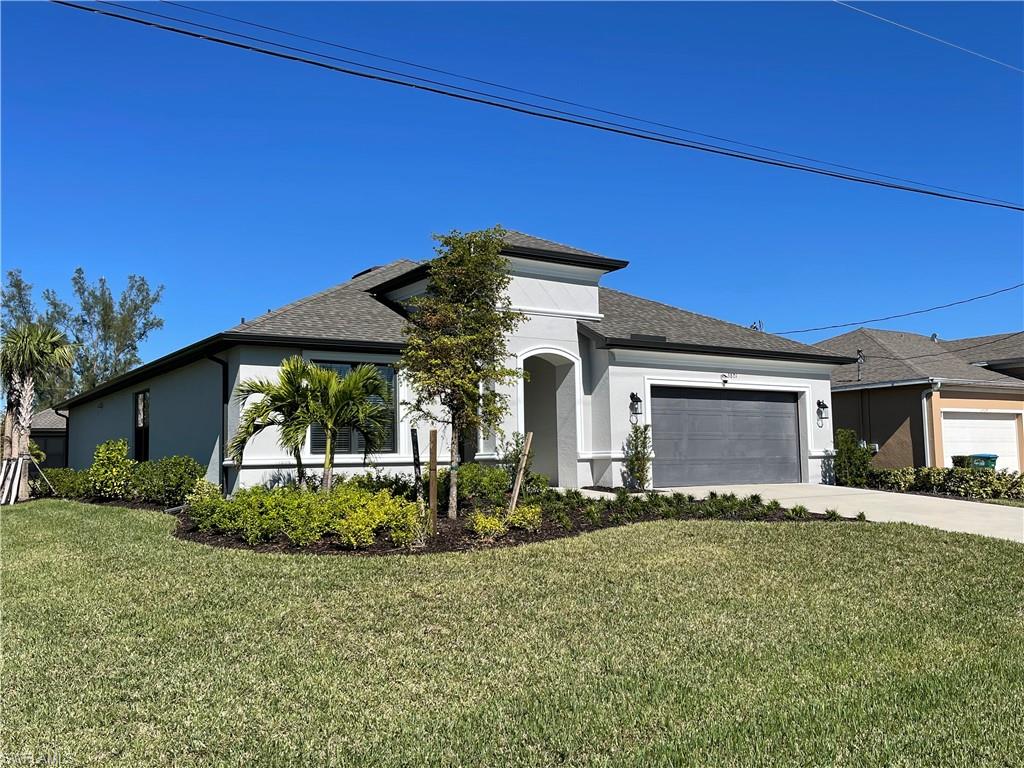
[68,358,223,483]
[929,388,1024,471]
[830,386,928,468]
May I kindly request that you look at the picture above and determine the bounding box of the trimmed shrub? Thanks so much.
[32,468,91,500]
[786,504,810,520]
[89,439,136,500]
[912,466,949,494]
[833,429,872,488]
[348,470,419,502]
[623,423,652,490]
[468,511,506,540]
[943,468,995,500]
[186,483,420,549]
[506,503,542,531]
[132,455,205,506]
[457,463,510,510]
[866,467,915,493]
[993,470,1024,500]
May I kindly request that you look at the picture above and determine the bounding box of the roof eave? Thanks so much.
[598,335,856,365]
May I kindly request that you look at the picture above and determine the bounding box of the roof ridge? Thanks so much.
[504,229,599,256]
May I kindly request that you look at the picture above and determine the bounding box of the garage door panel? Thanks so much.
[651,386,800,486]
[941,412,1020,471]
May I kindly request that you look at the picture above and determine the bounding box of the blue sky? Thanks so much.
[3,1,1022,360]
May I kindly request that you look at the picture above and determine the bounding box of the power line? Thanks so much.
[833,1,1024,74]
[160,0,1015,204]
[775,282,1024,334]
[52,0,1024,212]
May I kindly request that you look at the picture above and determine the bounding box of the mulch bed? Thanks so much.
[172,502,853,558]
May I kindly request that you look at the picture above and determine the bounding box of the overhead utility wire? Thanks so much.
[53,1,1024,212]
[775,282,1024,334]
[163,0,1014,203]
[833,1,1024,74]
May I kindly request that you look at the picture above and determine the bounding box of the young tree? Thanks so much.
[1,323,74,499]
[229,356,314,488]
[303,364,393,491]
[1,268,163,406]
[399,226,525,519]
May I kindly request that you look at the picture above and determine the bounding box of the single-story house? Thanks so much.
[818,328,1024,471]
[31,408,68,469]
[57,231,852,491]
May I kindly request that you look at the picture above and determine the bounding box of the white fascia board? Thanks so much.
[609,348,835,376]
[831,378,934,392]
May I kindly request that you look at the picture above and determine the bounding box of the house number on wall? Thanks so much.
[720,372,738,385]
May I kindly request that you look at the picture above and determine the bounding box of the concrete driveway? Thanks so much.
[666,484,1024,543]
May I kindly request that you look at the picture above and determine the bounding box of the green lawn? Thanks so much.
[3,501,1023,767]
[986,497,1024,508]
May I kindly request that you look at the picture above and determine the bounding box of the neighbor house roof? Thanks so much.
[31,408,67,431]
[580,288,850,364]
[817,328,1024,389]
[941,331,1024,366]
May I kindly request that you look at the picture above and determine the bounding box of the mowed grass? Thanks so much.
[3,501,1023,767]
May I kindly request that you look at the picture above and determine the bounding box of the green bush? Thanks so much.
[912,466,949,494]
[506,503,542,531]
[951,455,970,468]
[866,467,915,493]
[32,467,91,499]
[131,455,206,506]
[348,470,419,502]
[468,510,506,539]
[623,423,652,490]
[943,468,995,500]
[89,439,136,500]
[457,462,510,510]
[993,470,1024,500]
[786,504,810,520]
[833,429,873,488]
[186,483,420,549]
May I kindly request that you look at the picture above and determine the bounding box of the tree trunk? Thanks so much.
[448,422,459,519]
[293,449,306,490]
[1,409,12,462]
[322,431,333,492]
[15,374,34,501]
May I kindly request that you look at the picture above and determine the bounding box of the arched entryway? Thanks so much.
[521,351,578,487]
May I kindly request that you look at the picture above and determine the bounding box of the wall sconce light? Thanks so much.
[816,399,829,419]
[629,392,643,424]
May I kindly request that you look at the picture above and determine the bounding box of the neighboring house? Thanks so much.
[31,408,68,468]
[818,328,1024,471]
[57,231,851,491]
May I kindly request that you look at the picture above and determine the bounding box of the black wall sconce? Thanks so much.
[629,392,643,424]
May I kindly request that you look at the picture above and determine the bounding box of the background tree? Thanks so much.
[229,356,313,488]
[303,364,392,491]
[1,268,163,406]
[1,323,74,499]
[399,226,524,519]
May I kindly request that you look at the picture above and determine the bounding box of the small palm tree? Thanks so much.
[229,355,313,488]
[303,363,392,491]
[1,323,74,500]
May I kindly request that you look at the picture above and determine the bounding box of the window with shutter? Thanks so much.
[308,362,397,455]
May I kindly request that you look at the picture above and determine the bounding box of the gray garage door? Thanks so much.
[650,387,800,487]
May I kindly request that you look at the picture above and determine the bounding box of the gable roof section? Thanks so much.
[941,331,1024,366]
[581,288,851,364]
[818,328,1024,389]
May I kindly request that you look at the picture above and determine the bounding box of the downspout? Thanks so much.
[206,355,229,492]
[56,409,69,468]
[920,380,940,467]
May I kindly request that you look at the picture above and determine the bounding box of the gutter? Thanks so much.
[921,381,939,467]
[206,355,229,491]
[56,409,69,468]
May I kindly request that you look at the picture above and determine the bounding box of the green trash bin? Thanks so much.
[968,454,997,469]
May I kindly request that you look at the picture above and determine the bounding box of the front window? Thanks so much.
[134,390,150,461]
[309,362,397,455]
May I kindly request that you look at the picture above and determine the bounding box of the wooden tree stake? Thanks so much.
[428,429,438,536]
[507,431,533,517]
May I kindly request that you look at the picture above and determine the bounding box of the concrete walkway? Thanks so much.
[662,483,1024,543]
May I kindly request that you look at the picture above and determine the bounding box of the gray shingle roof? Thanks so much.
[941,331,1024,364]
[581,288,846,360]
[502,230,607,259]
[817,328,1024,388]
[31,408,66,431]
[227,260,420,345]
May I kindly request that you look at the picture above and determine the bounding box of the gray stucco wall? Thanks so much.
[68,357,223,483]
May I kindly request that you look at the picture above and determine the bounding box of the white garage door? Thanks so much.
[941,411,1020,471]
